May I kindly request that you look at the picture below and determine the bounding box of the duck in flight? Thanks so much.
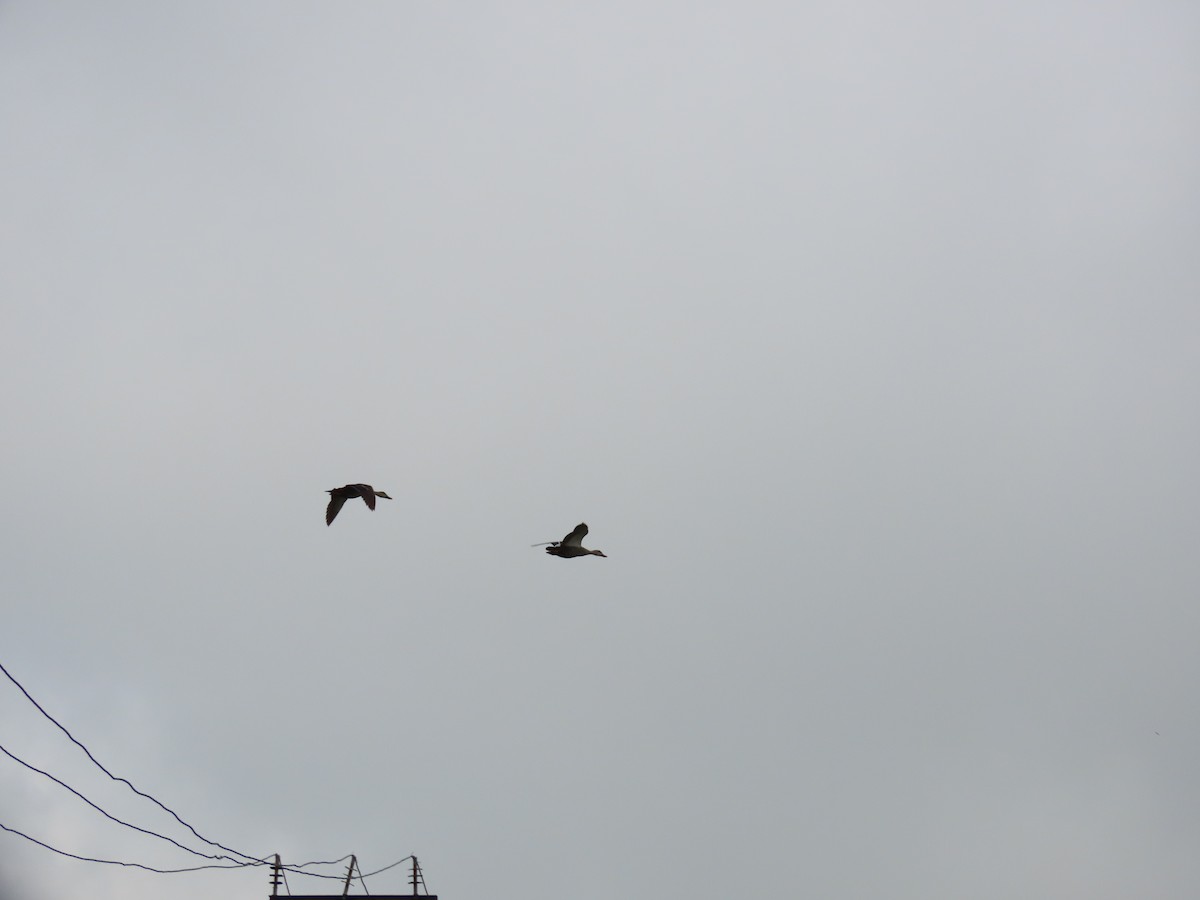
[326,484,392,525]
[536,523,607,558]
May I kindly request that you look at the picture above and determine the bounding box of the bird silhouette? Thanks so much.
[538,523,607,558]
[325,484,392,525]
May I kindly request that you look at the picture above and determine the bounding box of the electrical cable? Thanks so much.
[0,659,264,865]
[1,659,416,885]
[0,820,260,873]
[361,855,413,878]
[0,740,242,863]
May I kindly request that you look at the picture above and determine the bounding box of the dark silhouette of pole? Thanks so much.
[411,856,422,895]
[268,853,436,899]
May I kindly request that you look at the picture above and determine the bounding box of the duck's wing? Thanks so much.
[362,491,377,511]
[326,495,347,525]
[561,523,588,547]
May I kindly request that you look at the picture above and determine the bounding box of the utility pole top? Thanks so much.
[269,853,436,900]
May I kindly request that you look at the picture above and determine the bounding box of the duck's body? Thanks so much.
[544,523,607,558]
[326,484,392,525]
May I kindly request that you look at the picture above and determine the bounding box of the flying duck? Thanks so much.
[539,523,607,558]
[326,484,392,525]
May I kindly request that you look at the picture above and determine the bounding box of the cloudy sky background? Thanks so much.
[2,2,1199,898]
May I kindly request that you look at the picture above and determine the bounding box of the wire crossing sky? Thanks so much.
[0,659,411,886]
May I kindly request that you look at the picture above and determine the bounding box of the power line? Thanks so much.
[0,808,364,882]
[0,740,238,862]
[0,659,416,885]
[361,855,413,878]
[289,855,355,870]
[282,856,365,881]
[0,658,265,865]
[0,821,261,874]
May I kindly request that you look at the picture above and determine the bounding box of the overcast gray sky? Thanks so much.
[2,2,1199,899]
